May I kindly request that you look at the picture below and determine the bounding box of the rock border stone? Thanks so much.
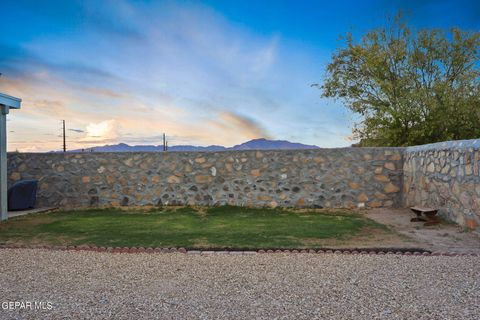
[0,245,477,257]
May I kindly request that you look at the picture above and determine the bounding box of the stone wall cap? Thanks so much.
[405,139,480,153]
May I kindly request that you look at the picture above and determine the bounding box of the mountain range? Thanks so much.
[69,138,320,152]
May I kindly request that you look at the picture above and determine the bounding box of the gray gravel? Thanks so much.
[0,249,478,320]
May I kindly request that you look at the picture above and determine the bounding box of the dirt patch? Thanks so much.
[365,208,480,253]
[298,226,419,249]
[1,214,59,227]
[193,237,212,248]
[292,208,364,216]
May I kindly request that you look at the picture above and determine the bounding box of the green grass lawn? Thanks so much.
[0,206,390,249]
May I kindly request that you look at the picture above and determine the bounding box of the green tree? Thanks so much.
[318,15,480,147]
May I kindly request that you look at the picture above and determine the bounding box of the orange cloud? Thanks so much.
[2,72,272,150]
[210,111,271,141]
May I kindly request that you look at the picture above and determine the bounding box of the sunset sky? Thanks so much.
[1,0,479,151]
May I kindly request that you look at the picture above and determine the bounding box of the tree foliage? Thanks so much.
[319,16,480,146]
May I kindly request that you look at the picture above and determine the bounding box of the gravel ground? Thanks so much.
[0,249,478,320]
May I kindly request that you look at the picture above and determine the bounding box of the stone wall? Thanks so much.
[7,148,403,209]
[403,140,480,229]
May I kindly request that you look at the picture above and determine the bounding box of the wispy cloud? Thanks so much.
[68,128,85,133]
[209,111,271,140]
[0,0,351,151]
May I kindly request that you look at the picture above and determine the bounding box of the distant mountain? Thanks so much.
[168,145,227,152]
[69,143,227,153]
[68,138,319,153]
[231,138,319,150]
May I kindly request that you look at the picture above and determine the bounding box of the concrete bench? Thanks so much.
[410,206,439,226]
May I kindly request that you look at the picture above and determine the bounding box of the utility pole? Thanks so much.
[62,120,66,152]
[163,133,166,151]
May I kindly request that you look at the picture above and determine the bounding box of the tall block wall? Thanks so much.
[7,148,403,210]
[403,140,480,229]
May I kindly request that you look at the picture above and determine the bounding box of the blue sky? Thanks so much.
[1,0,479,151]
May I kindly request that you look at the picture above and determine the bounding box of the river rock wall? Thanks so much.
[403,140,480,229]
[7,148,403,210]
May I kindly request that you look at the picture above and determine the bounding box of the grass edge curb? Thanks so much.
[0,245,477,257]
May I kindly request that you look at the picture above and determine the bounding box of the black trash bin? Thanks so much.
[7,180,38,211]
